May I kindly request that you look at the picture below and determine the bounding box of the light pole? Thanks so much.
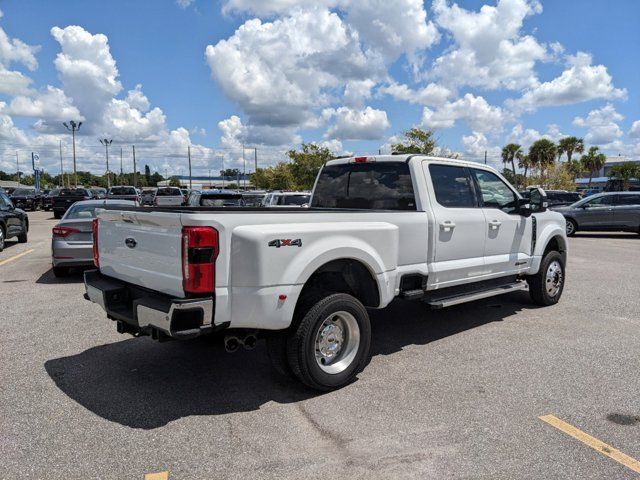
[63,120,82,187]
[99,138,113,188]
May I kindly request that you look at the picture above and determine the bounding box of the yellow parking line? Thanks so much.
[0,248,34,267]
[540,414,640,474]
[144,472,169,480]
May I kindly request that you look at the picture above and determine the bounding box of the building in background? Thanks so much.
[575,156,640,192]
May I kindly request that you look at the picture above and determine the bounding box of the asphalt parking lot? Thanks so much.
[1,211,639,479]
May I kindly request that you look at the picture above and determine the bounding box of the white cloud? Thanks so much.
[573,103,624,145]
[205,9,382,129]
[506,123,564,149]
[325,106,389,140]
[343,79,375,108]
[379,82,452,107]
[431,0,547,90]
[220,0,440,69]
[628,120,640,139]
[125,84,150,112]
[0,22,39,96]
[2,86,81,120]
[461,131,501,167]
[509,52,627,111]
[421,93,505,134]
[0,69,32,95]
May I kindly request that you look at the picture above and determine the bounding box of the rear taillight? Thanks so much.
[92,218,100,268]
[182,226,218,295]
[52,226,81,237]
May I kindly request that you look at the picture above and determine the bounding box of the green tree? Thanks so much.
[529,139,557,177]
[516,152,532,180]
[580,146,607,189]
[608,162,640,191]
[144,164,151,183]
[564,159,583,183]
[557,137,584,164]
[220,168,241,178]
[501,143,521,185]
[391,128,436,155]
[287,143,334,190]
[168,176,181,187]
[150,172,164,186]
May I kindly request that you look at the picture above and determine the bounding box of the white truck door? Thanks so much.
[424,163,487,287]
[470,168,531,276]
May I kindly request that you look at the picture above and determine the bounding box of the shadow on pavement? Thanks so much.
[36,267,91,284]
[45,292,533,430]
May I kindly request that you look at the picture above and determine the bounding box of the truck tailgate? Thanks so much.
[97,209,185,297]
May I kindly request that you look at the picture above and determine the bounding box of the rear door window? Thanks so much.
[615,194,640,206]
[428,164,476,208]
[312,162,416,210]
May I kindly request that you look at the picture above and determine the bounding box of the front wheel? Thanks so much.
[286,293,371,391]
[565,219,577,237]
[527,251,565,306]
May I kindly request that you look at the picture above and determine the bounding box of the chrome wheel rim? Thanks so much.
[545,260,563,297]
[0,227,4,248]
[566,220,574,236]
[314,311,360,374]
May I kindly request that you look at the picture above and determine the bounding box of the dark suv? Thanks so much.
[0,191,28,251]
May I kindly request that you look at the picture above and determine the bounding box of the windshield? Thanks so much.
[12,188,35,196]
[109,187,136,195]
[279,195,310,206]
[312,162,416,210]
[156,187,182,196]
[200,194,243,206]
[60,189,89,197]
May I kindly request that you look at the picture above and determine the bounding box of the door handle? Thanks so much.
[439,221,456,232]
[488,220,502,229]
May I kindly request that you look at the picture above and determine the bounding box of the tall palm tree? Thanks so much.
[558,137,584,164]
[580,146,607,189]
[501,143,521,185]
[528,139,557,177]
[516,151,532,180]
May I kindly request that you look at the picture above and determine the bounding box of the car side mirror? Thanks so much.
[528,187,548,213]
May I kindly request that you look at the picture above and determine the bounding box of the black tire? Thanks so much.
[53,211,62,219]
[527,250,565,306]
[52,266,70,277]
[0,224,5,252]
[17,228,27,243]
[565,218,577,237]
[286,293,371,391]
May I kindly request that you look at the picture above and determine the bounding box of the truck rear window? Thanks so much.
[312,162,416,210]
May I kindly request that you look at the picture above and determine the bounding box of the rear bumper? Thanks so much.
[83,270,226,340]
[52,240,93,266]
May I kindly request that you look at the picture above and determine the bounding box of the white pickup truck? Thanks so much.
[84,155,567,390]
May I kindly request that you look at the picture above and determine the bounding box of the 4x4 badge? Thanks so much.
[268,239,302,248]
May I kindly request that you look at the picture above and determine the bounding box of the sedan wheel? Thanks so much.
[566,219,577,237]
[0,226,5,251]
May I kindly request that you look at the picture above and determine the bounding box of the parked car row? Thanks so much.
[0,190,28,251]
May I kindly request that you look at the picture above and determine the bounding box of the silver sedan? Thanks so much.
[51,199,135,277]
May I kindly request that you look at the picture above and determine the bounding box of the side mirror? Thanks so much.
[528,187,548,213]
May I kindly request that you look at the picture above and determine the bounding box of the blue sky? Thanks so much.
[0,0,638,175]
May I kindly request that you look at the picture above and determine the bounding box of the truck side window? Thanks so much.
[471,169,517,213]
[428,164,476,208]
